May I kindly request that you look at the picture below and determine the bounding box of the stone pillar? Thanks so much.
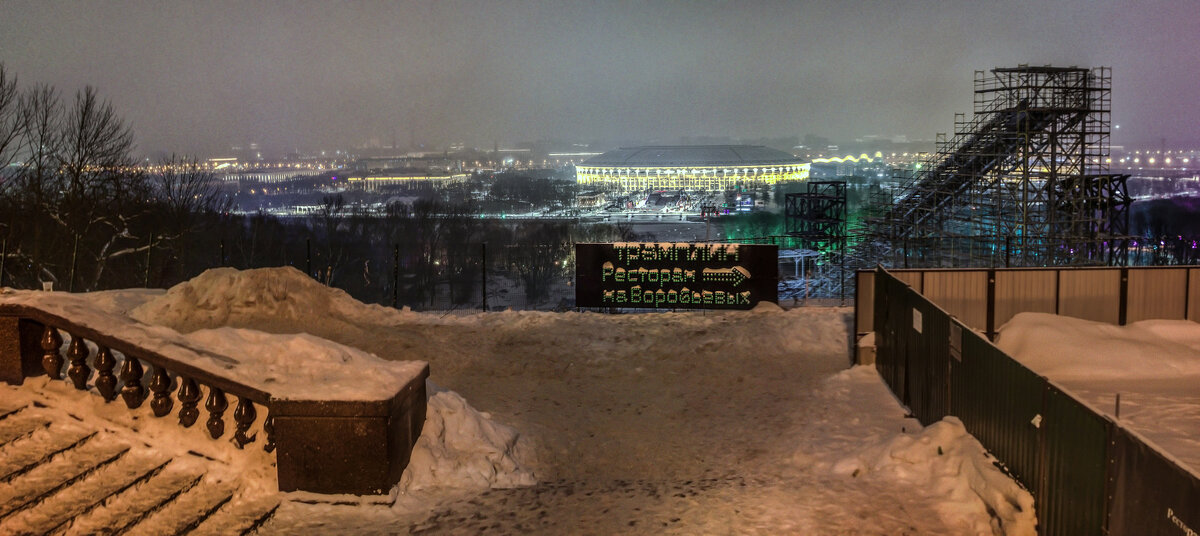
[0,317,47,385]
[272,365,429,495]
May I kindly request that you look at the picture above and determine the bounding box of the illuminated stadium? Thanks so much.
[576,145,809,191]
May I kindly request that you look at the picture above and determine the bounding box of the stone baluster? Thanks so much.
[40,326,63,379]
[206,388,228,439]
[177,377,201,427]
[66,335,91,390]
[263,414,276,453]
[233,397,257,448]
[119,356,146,409]
[93,347,117,402]
[149,366,173,417]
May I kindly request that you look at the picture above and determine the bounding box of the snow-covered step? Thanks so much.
[188,494,281,536]
[122,477,237,536]
[0,407,51,445]
[0,433,131,520]
[0,424,94,485]
[1,451,169,535]
[62,461,205,535]
[0,401,25,421]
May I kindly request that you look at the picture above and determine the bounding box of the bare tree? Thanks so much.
[52,87,148,289]
[0,64,20,173]
[312,193,348,284]
[0,65,23,285]
[146,154,227,280]
[0,71,164,290]
[0,84,64,284]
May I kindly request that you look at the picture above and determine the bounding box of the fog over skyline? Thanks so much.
[1,0,1196,157]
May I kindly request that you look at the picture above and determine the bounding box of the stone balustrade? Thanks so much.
[0,295,428,495]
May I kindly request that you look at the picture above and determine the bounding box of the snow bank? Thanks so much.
[397,383,536,494]
[75,288,165,316]
[830,417,1037,535]
[130,266,419,331]
[996,312,1200,381]
[181,328,426,401]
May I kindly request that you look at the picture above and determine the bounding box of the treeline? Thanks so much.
[0,64,224,291]
[239,194,637,308]
[0,64,634,308]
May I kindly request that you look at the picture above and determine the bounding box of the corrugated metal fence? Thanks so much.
[856,266,1200,340]
[870,267,1200,535]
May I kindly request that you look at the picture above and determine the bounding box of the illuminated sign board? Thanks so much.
[575,242,778,309]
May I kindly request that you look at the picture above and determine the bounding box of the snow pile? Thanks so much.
[75,288,165,316]
[1134,319,1200,353]
[829,417,1037,535]
[996,312,1200,381]
[181,328,427,401]
[398,383,536,494]
[130,266,417,332]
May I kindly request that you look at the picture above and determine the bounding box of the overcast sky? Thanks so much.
[1,0,1196,157]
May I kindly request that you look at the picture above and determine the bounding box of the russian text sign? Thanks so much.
[575,242,778,309]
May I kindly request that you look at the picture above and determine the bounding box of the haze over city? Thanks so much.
[2,0,1197,157]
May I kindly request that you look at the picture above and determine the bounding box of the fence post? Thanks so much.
[219,239,226,267]
[481,243,488,312]
[306,238,312,278]
[1118,267,1129,326]
[392,244,399,308]
[0,237,6,288]
[986,268,997,340]
[144,234,152,288]
[68,234,79,293]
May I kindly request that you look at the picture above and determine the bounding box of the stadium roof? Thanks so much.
[579,145,802,167]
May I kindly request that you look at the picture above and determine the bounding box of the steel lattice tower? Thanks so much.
[867,65,1130,267]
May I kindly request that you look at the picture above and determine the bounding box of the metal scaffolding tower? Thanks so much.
[785,181,848,301]
[786,180,847,254]
[866,65,1130,268]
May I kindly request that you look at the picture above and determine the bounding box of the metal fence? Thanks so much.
[856,266,1200,339]
[870,267,1200,535]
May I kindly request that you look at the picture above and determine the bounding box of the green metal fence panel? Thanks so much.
[1039,384,1111,536]
[906,296,950,425]
[893,284,913,407]
[952,328,1044,494]
[874,268,903,398]
[1108,425,1200,536]
[874,268,952,425]
[873,268,891,389]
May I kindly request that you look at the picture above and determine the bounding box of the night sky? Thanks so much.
[1,0,1196,156]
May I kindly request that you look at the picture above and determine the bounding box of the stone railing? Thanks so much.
[0,295,428,496]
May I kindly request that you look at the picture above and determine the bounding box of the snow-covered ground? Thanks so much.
[997,312,1200,472]
[3,267,1037,534]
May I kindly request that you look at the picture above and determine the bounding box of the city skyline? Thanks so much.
[1,0,1197,157]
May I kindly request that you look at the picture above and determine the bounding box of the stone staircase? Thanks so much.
[0,396,279,535]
